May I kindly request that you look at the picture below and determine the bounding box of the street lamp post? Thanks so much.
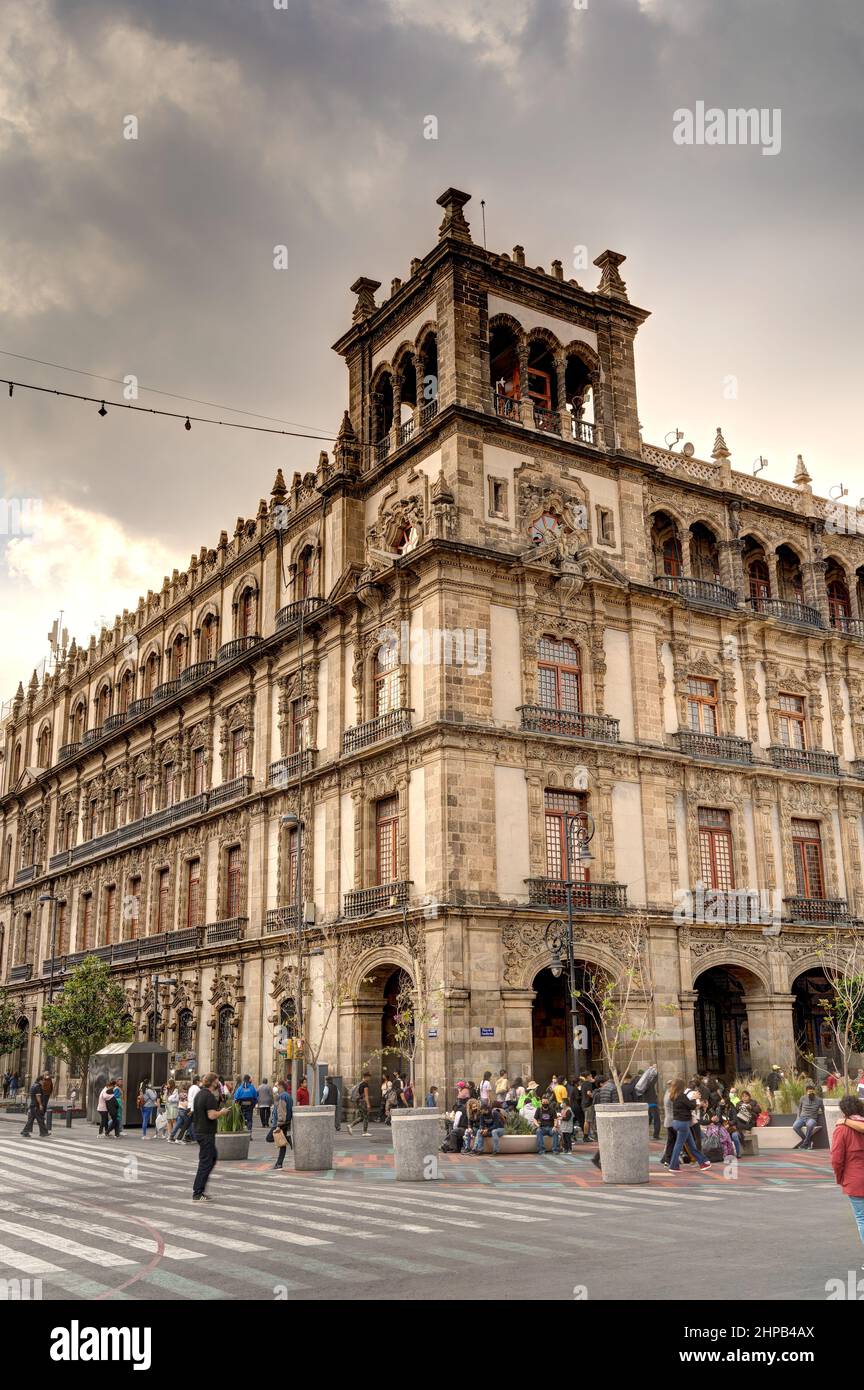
[544,810,595,1078]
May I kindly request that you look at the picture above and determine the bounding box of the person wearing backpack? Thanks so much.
[234,1075,258,1132]
[347,1072,372,1136]
[702,1114,735,1163]
[138,1080,158,1138]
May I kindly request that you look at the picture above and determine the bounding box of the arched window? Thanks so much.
[530,512,563,546]
[374,641,400,716]
[777,545,804,603]
[298,547,314,599]
[177,1009,193,1053]
[12,742,21,784]
[199,614,217,662]
[748,557,770,602]
[537,637,581,713]
[96,684,111,727]
[119,669,134,714]
[238,587,257,638]
[142,653,160,698]
[72,702,86,742]
[170,634,186,679]
[371,371,394,443]
[36,726,51,769]
[651,513,682,578]
[689,523,720,581]
[826,568,851,629]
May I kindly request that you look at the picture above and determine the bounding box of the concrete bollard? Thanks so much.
[292,1106,335,1171]
[594,1102,650,1185]
[391,1108,444,1182]
[823,1101,842,1144]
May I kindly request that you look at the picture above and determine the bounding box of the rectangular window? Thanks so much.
[127,878,141,940]
[375,796,399,885]
[156,869,170,933]
[226,846,242,918]
[375,645,400,717]
[230,729,247,779]
[56,900,68,955]
[162,762,175,807]
[488,477,508,519]
[792,819,825,899]
[698,807,735,890]
[778,693,806,749]
[543,789,589,883]
[537,637,581,713]
[192,747,205,796]
[87,797,99,840]
[81,893,93,950]
[135,775,148,821]
[109,787,123,831]
[290,698,308,755]
[62,809,74,852]
[688,678,718,735]
[286,828,300,904]
[20,913,32,964]
[186,859,201,929]
[105,885,117,944]
[596,507,614,546]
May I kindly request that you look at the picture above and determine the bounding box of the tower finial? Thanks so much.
[593,250,628,300]
[793,453,812,488]
[711,426,731,461]
[436,188,472,244]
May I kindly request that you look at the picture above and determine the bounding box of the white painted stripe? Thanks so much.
[0,1199,204,1262]
[195,1178,474,1231]
[0,1239,61,1275]
[0,1217,136,1268]
[127,1198,378,1244]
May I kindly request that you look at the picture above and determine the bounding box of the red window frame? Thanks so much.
[290,697,308,754]
[375,644,400,717]
[748,559,770,602]
[81,893,93,950]
[239,588,256,637]
[56,900,68,955]
[156,869,170,933]
[105,885,117,944]
[192,747,205,796]
[163,762,175,807]
[376,796,399,885]
[200,616,216,661]
[127,878,141,940]
[230,729,247,779]
[688,678,718,734]
[827,579,851,629]
[226,846,242,918]
[698,808,735,890]
[778,693,806,749]
[543,790,590,884]
[537,636,582,712]
[792,820,825,899]
[186,859,201,929]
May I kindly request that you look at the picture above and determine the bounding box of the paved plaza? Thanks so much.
[0,1117,858,1302]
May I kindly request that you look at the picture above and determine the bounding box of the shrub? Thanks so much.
[503,1111,534,1136]
[216,1101,247,1134]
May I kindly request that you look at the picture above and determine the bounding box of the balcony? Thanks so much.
[494,393,522,423]
[768,746,839,777]
[168,927,203,953]
[533,404,561,436]
[750,596,823,629]
[180,660,216,687]
[674,731,753,765]
[375,437,391,464]
[205,916,247,946]
[519,707,620,744]
[268,749,316,787]
[217,635,261,665]
[48,849,72,871]
[526,879,629,912]
[571,418,596,446]
[138,933,169,958]
[9,963,33,983]
[80,727,102,748]
[208,774,253,809]
[784,896,849,924]
[152,679,181,703]
[833,616,864,638]
[344,880,411,918]
[111,940,138,963]
[127,697,153,718]
[14,864,38,886]
[275,596,326,631]
[399,418,415,446]
[42,956,66,977]
[52,793,213,873]
[418,398,438,427]
[266,905,300,935]
[342,708,412,755]
[58,742,80,762]
[654,575,739,610]
[103,712,127,733]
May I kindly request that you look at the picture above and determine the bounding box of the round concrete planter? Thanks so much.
[594,1102,649,1185]
[391,1109,443,1181]
[215,1131,251,1161]
[496,1135,537,1154]
[292,1107,335,1171]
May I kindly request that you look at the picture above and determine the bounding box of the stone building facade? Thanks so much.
[2,187,863,1096]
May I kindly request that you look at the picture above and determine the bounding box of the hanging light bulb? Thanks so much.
[98,401,107,417]
[184,416,191,431]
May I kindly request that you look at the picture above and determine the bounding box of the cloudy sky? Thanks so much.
[0,0,861,702]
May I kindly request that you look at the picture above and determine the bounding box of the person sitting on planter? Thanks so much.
[793,1086,825,1150]
[734,1090,761,1135]
[702,1113,736,1163]
[533,1096,559,1155]
[518,1082,541,1126]
[445,1089,470,1152]
[234,1075,258,1132]
[721,1114,742,1158]
[472,1101,506,1155]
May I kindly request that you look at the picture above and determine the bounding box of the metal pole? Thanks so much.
[564,817,577,1080]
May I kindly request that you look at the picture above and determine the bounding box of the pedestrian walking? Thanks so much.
[162,1083,179,1139]
[667,1078,712,1173]
[172,1076,199,1143]
[269,1083,294,1170]
[20,1073,51,1138]
[296,1078,309,1107]
[257,1077,274,1128]
[495,1070,509,1101]
[830,1096,864,1246]
[138,1079,158,1137]
[107,1080,123,1137]
[169,1088,189,1142]
[321,1075,341,1130]
[234,1075,258,1132]
[347,1071,373,1136]
[764,1064,784,1111]
[191,1074,229,1202]
[379,1070,391,1123]
[9,1073,19,1101]
[635,1063,661,1138]
[479,1071,494,1105]
[97,1082,114,1136]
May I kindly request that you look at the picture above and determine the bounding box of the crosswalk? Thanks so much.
[0,1131,824,1300]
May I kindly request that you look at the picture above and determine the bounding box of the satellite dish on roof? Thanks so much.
[682,442,695,457]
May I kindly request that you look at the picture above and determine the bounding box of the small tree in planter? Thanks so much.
[215,1100,250,1160]
[37,955,131,1087]
[817,925,864,1098]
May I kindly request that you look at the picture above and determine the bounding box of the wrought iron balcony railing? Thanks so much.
[14,864,38,885]
[58,742,80,762]
[526,879,629,912]
[205,916,248,946]
[80,727,102,747]
[519,706,620,743]
[152,679,181,703]
[275,595,326,630]
[674,731,753,764]
[42,956,66,977]
[533,404,561,435]
[167,927,203,953]
[375,437,391,463]
[138,933,169,958]
[127,697,153,718]
[750,596,823,628]
[217,635,261,665]
[399,418,415,446]
[768,745,839,777]
[9,963,33,982]
[494,393,522,423]
[342,708,412,755]
[654,574,739,609]
[103,712,127,732]
[833,616,864,638]
[784,896,849,924]
[343,880,411,918]
[180,660,216,687]
[48,849,71,871]
[266,905,300,935]
[418,398,438,427]
[208,774,253,808]
[268,749,316,786]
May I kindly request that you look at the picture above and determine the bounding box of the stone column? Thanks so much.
[679,989,699,1078]
[745,992,795,1075]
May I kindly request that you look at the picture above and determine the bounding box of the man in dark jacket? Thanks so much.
[321,1076,340,1130]
[636,1065,661,1138]
[590,1077,618,1168]
[792,1086,824,1149]
[534,1097,559,1155]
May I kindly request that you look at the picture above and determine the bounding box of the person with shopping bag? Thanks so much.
[268,1081,294,1170]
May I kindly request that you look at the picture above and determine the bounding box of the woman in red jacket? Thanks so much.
[830,1096,864,1246]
